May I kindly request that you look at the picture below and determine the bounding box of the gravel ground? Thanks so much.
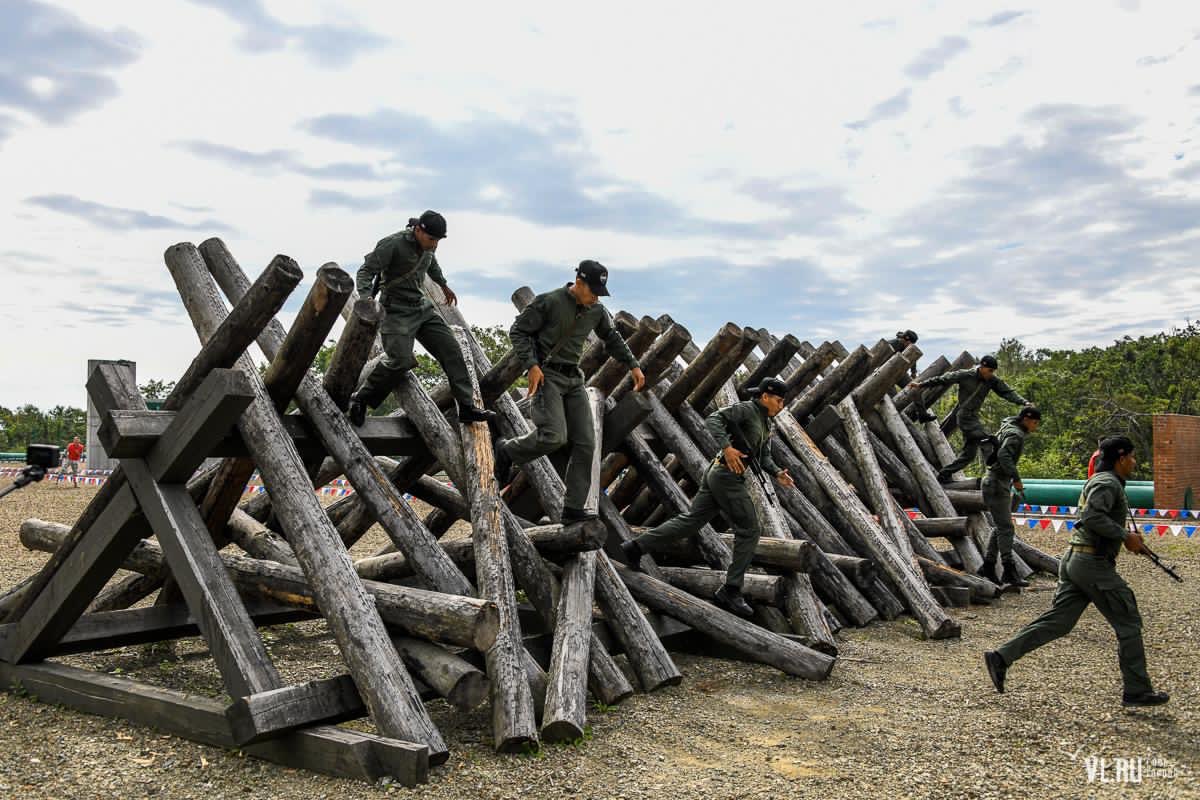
[0,478,1196,799]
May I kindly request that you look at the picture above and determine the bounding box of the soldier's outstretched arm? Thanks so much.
[993,377,1028,407]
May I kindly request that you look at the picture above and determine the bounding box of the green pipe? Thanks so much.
[1019,482,1156,508]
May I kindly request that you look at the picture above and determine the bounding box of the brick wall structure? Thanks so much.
[1153,413,1200,509]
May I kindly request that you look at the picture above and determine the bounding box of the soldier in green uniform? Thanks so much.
[984,436,1169,707]
[493,260,645,522]
[620,378,796,617]
[979,406,1041,587]
[349,211,495,426]
[887,329,921,382]
[909,354,1028,481]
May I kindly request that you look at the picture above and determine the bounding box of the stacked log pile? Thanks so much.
[0,240,1058,787]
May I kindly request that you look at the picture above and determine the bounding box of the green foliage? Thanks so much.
[138,378,176,399]
[934,323,1200,480]
[0,404,87,451]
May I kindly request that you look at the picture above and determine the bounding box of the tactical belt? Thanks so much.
[1067,544,1096,554]
[543,361,582,376]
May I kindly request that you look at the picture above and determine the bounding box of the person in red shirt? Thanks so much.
[1087,445,1101,478]
[63,436,85,487]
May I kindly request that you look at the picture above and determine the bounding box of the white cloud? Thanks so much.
[3,0,1200,406]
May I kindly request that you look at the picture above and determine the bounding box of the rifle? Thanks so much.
[1127,509,1184,583]
[725,417,779,505]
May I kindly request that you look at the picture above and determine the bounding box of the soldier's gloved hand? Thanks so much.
[722,446,748,475]
[527,365,545,397]
[776,469,795,488]
[630,367,646,392]
[1124,531,1147,554]
[441,285,459,306]
[1013,480,1024,492]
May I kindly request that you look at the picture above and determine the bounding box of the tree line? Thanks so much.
[4,323,1192,480]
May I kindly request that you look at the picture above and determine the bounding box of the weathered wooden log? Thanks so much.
[790,344,869,422]
[227,508,299,567]
[837,398,915,561]
[391,636,488,712]
[737,334,802,399]
[353,522,605,583]
[204,243,477,592]
[88,573,162,613]
[659,323,743,410]
[452,325,537,752]
[198,262,351,550]
[427,310,636,706]
[825,553,877,585]
[894,355,950,413]
[592,554,683,691]
[782,341,837,403]
[1,254,303,627]
[589,316,661,394]
[773,410,960,639]
[323,296,385,409]
[19,519,499,651]
[688,327,757,412]
[657,566,782,605]
[610,322,692,403]
[945,489,987,513]
[877,396,983,571]
[913,516,969,538]
[614,564,835,679]
[851,344,921,411]
[541,551,595,743]
[916,557,1002,600]
[1013,537,1060,575]
[179,240,446,758]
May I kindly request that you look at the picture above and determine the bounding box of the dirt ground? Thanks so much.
[0,479,1196,799]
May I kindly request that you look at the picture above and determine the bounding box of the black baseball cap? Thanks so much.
[749,377,788,398]
[576,259,610,296]
[979,354,998,369]
[417,210,447,239]
[901,329,919,343]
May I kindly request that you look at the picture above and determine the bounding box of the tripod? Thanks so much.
[0,465,48,500]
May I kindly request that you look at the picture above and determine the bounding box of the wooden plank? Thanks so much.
[145,369,255,483]
[103,412,422,459]
[0,661,427,786]
[4,485,146,663]
[226,674,366,745]
[0,603,311,656]
[125,460,281,697]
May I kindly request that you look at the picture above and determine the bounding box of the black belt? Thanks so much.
[543,361,581,375]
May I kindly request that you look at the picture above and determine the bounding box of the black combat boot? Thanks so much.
[936,468,953,484]
[493,438,513,487]
[458,403,497,423]
[1122,690,1169,708]
[976,556,997,581]
[713,585,754,617]
[348,394,367,427]
[1001,560,1029,588]
[620,539,644,569]
[984,651,1007,693]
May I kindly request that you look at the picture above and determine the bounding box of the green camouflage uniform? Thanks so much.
[921,367,1027,474]
[982,415,1026,564]
[995,470,1153,695]
[503,285,638,512]
[634,399,781,589]
[354,229,475,409]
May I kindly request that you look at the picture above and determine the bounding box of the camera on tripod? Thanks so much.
[0,444,61,500]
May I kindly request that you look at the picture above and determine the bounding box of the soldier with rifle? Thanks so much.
[984,436,1171,707]
[620,378,795,617]
[979,405,1041,587]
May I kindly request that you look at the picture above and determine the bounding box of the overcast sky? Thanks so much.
[3,1,1200,408]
